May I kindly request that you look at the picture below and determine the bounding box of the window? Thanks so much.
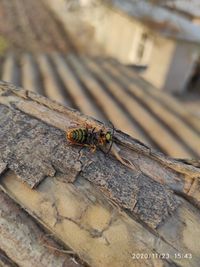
[129,29,153,66]
[137,33,148,63]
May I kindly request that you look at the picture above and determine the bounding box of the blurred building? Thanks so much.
[78,0,200,94]
[44,0,200,94]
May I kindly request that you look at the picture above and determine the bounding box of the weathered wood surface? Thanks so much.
[0,249,18,267]
[0,156,83,267]
[0,81,200,267]
[0,188,82,267]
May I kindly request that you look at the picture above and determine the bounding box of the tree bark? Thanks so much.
[0,81,200,267]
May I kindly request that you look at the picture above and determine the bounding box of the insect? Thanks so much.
[66,124,114,153]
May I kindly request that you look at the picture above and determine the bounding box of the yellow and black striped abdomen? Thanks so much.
[67,128,87,143]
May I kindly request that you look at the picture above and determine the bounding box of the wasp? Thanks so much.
[66,124,114,153]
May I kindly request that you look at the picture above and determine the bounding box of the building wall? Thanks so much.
[83,4,200,93]
[86,6,144,64]
[141,37,176,90]
[83,5,179,89]
[92,6,157,65]
[163,41,200,93]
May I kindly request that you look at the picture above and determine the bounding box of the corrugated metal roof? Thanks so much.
[0,52,200,158]
[108,0,200,43]
[163,0,200,18]
[0,0,80,54]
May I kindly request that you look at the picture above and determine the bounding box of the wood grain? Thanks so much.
[0,80,200,267]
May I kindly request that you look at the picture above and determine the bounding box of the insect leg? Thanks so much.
[89,144,97,153]
[92,127,96,132]
[67,141,85,147]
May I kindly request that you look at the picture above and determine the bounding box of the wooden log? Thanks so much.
[0,249,18,267]
[0,152,83,267]
[0,80,200,267]
[0,189,83,267]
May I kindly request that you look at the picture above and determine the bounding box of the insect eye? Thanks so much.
[106,132,111,141]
